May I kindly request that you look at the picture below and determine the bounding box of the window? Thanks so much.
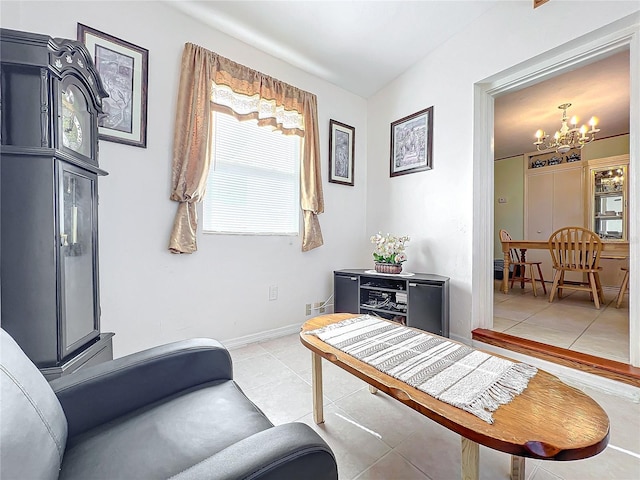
[203,112,301,235]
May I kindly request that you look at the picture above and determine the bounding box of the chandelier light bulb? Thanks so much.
[570,115,578,126]
[535,129,544,140]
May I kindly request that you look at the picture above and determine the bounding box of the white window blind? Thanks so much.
[203,112,301,235]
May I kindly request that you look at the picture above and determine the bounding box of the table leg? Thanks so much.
[369,385,378,394]
[519,249,528,289]
[502,250,510,294]
[311,352,324,424]
[461,437,479,480]
[510,455,525,480]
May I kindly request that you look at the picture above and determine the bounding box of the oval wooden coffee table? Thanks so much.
[300,313,609,480]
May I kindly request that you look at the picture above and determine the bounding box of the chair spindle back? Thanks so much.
[548,227,602,272]
[499,229,521,264]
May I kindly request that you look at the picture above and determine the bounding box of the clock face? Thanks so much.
[61,85,91,157]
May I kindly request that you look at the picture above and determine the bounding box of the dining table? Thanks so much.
[500,240,629,294]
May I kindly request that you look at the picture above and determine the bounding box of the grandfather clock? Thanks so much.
[1,28,114,380]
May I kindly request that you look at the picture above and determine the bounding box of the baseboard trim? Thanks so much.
[224,323,470,351]
[472,328,640,390]
[222,322,302,350]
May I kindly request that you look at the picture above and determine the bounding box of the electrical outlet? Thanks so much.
[269,285,278,301]
[305,303,311,316]
[318,301,326,313]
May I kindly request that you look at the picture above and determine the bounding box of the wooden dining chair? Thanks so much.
[548,226,604,309]
[499,229,546,297]
[616,267,629,309]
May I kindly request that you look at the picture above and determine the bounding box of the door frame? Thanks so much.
[472,14,639,366]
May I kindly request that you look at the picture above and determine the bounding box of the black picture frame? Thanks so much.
[328,119,355,186]
[77,24,148,148]
[390,106,433,177]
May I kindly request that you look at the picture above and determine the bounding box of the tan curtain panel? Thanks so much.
[168,43,324,253]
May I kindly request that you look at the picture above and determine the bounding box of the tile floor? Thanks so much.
[229,332,640,480]
[493,279,630,363]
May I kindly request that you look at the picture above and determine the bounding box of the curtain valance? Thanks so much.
[168,43,324,254]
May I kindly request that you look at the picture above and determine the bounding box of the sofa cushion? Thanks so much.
[0,329,68,480]
[59,379,273,479]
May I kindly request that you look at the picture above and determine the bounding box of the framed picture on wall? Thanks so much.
[390,106,433,177]
[328,119,355,186]
[77,24,148,148]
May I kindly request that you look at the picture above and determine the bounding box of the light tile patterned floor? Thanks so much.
[493,280,630,363]
[229,332,640,480]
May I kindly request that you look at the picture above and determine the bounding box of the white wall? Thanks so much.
[494,155,524,259]
[366,1,639,342]
[1,1,369,356]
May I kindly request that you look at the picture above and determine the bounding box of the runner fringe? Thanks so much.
[454,363,538,424]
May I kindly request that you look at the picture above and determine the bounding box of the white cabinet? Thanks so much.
[524,151,585,282]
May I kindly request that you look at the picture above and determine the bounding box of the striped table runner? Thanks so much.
[305,315,537,424]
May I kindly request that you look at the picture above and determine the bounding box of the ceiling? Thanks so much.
[167,0,500,96]
[167,1,630,159]
[494,50,630,159]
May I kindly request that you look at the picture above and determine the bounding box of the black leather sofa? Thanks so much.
[0,328,338,479]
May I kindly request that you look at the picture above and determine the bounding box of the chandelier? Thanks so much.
[534,103,600,154]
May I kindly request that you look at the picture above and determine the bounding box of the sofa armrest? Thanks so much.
[170,423,338,480]
[51,338,232,437]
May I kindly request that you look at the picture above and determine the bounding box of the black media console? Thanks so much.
[333,269,450,337]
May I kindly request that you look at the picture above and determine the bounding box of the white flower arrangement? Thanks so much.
[370,232,410,264]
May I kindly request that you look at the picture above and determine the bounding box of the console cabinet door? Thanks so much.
[407,282,447,337]
[334,273,359,314]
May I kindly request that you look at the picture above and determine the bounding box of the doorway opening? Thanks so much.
[493,50,629,364]
[472,16,639,371]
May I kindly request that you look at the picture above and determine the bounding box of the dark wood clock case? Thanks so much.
[1,28,114,380]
